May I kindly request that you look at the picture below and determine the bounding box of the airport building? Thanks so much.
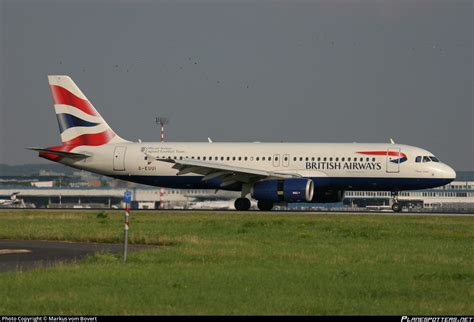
[343,181,474,212]
[0,169,473,212]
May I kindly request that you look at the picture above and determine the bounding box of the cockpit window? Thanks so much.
[416,155,440,163]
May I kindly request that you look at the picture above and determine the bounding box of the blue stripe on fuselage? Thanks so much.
[110,175,453,192]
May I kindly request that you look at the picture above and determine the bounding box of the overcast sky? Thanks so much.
[0,0,472,170]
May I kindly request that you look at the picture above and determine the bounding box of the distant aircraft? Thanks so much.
[0,192,22,207]
[29,75,456,212]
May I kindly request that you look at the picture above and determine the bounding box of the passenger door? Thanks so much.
[386,148,400,173]
[113,146,127,171]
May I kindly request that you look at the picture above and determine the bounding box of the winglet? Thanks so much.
[390,138,395,144]
[208,137,213,143]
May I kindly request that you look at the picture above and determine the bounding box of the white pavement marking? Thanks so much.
[0,249,32,255]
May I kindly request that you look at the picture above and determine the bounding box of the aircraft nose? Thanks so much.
[445,165,456,180]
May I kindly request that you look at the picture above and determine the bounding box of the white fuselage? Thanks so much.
[60,142,456,193]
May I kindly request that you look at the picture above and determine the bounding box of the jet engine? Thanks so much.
[251,178,314,202]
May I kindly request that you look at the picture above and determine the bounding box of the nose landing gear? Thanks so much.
[391,191,402,212]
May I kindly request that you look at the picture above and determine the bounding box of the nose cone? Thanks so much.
[445,165,456,181]
[438,163,456,182]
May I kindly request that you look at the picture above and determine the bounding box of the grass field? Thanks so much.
[0,210,473,315]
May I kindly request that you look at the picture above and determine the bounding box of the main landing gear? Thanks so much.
[257,200,273,211]
[391,191,402,213]
[234,197,251,211]
[234,198,274,211]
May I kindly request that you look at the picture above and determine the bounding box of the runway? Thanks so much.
[0,240,153,272]
[0,207,473,216]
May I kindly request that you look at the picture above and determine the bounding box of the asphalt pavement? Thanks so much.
[0,240,153,272]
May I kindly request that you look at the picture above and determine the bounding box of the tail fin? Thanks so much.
[48,75,127,148]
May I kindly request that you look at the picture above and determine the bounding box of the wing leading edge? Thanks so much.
[153,157,300,187]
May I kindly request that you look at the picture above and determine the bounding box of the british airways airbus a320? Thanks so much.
[30,75,456,212]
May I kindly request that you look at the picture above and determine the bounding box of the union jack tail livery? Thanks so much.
[48,75,127,147]
[29,76,128,162]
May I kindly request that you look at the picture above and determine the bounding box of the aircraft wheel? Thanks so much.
[234,198,251,211]
[392,202,402,213]
[257,200,274,211]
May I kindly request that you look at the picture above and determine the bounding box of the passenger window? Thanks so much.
[293,157,297,161]
[372,158,375,162]
[329,157,333,161]
[256,157,260,161]
[317,157,321,161]
[203,157,206,160]
[348,157,351,161]
[232,157,236,161]
[342,157,345,161]
[366,158,369,162]
[238,157,242,161]
[268,157,272,161]
[226,157,230,161]
[323,157,327,161]
[305,157,309,161]
[262,157,266,161]
[244,157,248,161]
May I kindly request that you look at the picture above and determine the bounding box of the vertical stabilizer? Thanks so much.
[48,75,127,148]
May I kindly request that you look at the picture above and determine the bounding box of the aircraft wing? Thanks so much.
[155,157,300,187]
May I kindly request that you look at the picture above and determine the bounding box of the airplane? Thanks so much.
[0,192,22,207]
[29,75,456,212]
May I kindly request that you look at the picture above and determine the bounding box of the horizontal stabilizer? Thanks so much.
[27,147,91,159]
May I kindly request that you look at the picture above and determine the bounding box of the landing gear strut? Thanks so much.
[391,191,401,213]
[234,197,251,211]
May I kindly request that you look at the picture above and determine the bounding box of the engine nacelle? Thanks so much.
[312,190,343,203]
[251,179,314,202]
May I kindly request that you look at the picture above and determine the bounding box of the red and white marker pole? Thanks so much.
[156,117,169,210]
[124,205,130,262]
[160,124,165,209]
[123,191,132,262]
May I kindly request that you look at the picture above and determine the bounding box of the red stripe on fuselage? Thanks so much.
[50,85,99,117]
[357,151,407,158]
